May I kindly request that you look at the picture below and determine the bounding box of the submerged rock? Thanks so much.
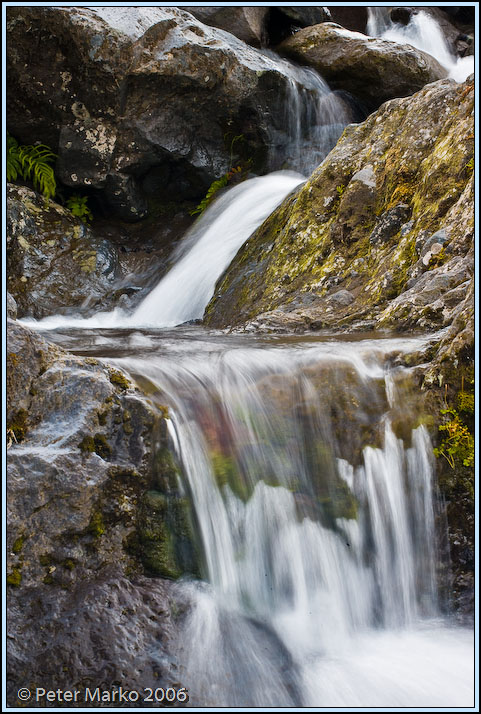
[6,321,195,704]
[205,77,473,335]
[277,22,448,112]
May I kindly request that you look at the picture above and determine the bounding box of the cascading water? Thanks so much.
[264,55,351,175]
[367,7,474,82]
[92,332,473,708]
[22,53,351,333]
[17,28,474,707]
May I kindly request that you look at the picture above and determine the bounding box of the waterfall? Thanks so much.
[105,334,473,708]
[264,55,351,175]
[367,7,474,82]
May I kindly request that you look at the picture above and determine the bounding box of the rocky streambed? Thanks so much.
[6,5,475,708]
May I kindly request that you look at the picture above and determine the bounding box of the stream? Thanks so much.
[19,11,474,708]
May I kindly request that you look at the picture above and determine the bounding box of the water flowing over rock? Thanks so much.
[205,77,473,335]
[6,6,347,219]
[6,321,193,703]
[277,22,448,112]
[6,5,474,707]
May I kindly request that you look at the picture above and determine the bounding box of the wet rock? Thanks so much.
[7,292,17,320]
[6,321,190,702]
[7,6,322,217]
[390,7,415,26]
[7,184,121,319]
[277,23,448,112]
[183,7,269,47]
[369,204,411,244]
[205,77,473,334]
[327,7,368,33]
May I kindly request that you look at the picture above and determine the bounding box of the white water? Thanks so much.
[22,172,304,331]
[107,335,474,708]
[367,7,474,82]
[264,55,351,175]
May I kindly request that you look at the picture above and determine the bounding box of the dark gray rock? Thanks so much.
[369,204,411,244]
[183,6,269,46]
[6,321,193,704]
[327,6,368,33]
[278,23,448,112]
[390,7,415,26]
[6,184,121,318]
[6,6,323,218]
[7,292,17,320]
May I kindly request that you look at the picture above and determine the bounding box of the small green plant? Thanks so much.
[66,194,93,223]
[190,165,248,216]
[7,131,57,200]
[336,184,346,198]
[465,157,474,172]
[433,406,474,469]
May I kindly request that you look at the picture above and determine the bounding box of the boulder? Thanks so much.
[7,184,120,318]
[277,22,448,112]
[6,6,330,219]
[183,7,269,46]
[6,321,196,704]
[6,184,195,319]
[327,6,368,33]
[204,77,474,334]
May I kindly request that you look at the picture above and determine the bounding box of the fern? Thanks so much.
[190,174,229,216]
[7,131,57,200]
[7,133,22,182]
[190,164,250,217]
[66,194,93,223]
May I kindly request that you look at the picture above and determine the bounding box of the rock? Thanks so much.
[7,292,17,319]
[327,6,368,33]
[277,22,448,112]
[6,6,331,219]
[390,7,414,26]
[327,290,354,307]
[263,7,332,45]
[183,6,269,47]
[204,77,474,334]
[6,184,120,318]
[6,321,195,702]
[369,204,411,244]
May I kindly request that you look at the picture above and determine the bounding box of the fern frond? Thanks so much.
[7,132,22,182]
[17,143,57,200]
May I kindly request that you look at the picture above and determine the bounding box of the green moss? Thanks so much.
[39,553,52,567]
[12,535,25,554]
[78,435,95,453]
[78,433,111,459]
[93,433,112,459]
[88,510,105,538]
[7,567,22,587]
[63,559,75,570]
[7,408,29,442]
[109,370,131,390]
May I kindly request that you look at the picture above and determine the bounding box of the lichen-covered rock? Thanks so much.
[205,77,474,335]
[6,184,186,319]
[7,185,120,318]
[6,321,194,703]
[6,6,335,219]
[277,22,448,111]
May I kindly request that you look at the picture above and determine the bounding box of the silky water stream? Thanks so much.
[36,327,474,708]
[20,38,474,708]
